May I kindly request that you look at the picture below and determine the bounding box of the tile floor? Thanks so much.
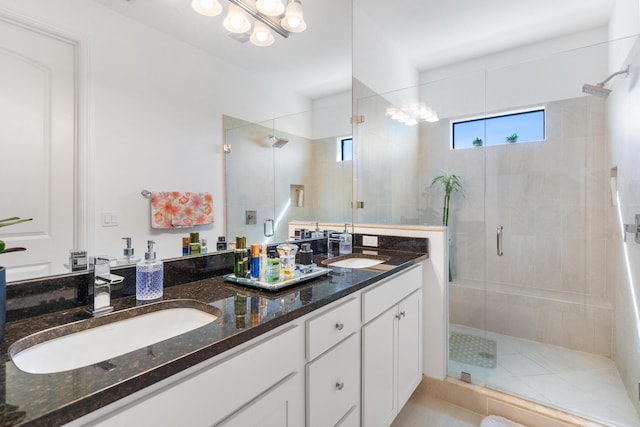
[392,392,484,427]
[448,324,640,427]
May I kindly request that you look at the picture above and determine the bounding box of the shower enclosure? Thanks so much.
[355,36,640,427]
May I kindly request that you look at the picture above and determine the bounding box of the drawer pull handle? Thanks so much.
[336,381,344,390]
[335,322,344,331]
[395,313,402,320]
[400,311,406,318]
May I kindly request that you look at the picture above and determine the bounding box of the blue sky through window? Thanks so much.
[452,109,545,149]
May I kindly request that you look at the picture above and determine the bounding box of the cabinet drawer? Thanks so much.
[307,333,360,427]
[362,264,422,324]
[306,296,359,360]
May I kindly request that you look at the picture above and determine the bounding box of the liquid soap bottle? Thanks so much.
[136,240,164,301]
[339,224,352,255]
[118,237,140,265]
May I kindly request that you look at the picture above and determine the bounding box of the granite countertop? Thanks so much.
[0,248,426,426]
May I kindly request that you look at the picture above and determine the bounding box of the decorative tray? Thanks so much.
[223,265,332,291]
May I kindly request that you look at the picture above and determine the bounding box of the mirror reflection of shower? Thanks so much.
[582,65,629,98]
[269,135,289,148]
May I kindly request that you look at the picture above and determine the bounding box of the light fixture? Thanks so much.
[281,0,306,32]
[223,3,251,33]
[385,102,439,126]
[191,0,307,47]
[256,0,285,17]
[191,0,223,16]
[250,21,274,47]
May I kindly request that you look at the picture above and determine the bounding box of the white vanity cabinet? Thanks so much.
[67,324,304,427]
[305,297,360,427]
[361,265,423,427]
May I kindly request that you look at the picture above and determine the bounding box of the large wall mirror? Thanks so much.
[0,0,353,282]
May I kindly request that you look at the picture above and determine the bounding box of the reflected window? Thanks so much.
[451,108,545,149]
[337,136,352,161]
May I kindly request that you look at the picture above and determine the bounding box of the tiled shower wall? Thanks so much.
[420,96,612,356]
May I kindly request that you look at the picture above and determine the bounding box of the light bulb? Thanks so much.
[191,0,222,16]
[223,4,251,34]
[250,21,274,47]
[256,0,285,16]
[281,0,306,32]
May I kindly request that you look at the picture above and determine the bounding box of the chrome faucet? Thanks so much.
[90,257,124,316]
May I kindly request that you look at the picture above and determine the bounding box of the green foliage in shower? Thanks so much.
[431,173,463,227]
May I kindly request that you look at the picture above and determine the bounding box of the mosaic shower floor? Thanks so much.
[449,324,640,427]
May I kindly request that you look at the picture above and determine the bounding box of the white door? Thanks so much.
[0,16,77,281]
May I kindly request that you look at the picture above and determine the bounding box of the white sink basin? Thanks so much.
[323,254,391,269]
[11,306,219,374]
[328,258,386,268]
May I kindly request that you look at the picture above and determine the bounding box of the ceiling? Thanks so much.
[92,0,614,100]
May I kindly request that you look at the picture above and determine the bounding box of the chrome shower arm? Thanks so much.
[598,65,630,87]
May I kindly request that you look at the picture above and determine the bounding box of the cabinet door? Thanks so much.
[216,372,304,427]
[362,306,397,427]
[397,290,422,410]
[307,333,360,427]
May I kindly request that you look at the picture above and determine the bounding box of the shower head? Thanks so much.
[270,135,289,148]
[582,65,630,98]
[582,83,611,98]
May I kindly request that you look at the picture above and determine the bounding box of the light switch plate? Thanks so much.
[362,235,378,247]
[102,212,119,227]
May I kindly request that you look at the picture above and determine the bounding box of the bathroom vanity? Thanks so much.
[0,244,429,426]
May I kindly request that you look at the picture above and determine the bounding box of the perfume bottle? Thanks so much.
[234,236,248,277]
[136,240,164,301]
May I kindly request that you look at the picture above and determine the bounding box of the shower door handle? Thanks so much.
[497,225,504,256]
[264,219,274,238]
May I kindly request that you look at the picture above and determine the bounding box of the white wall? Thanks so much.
[352,0,418,96]
[0,0,311,261]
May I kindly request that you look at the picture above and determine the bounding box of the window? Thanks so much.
[337,137,353,161]
[451,108,545,149]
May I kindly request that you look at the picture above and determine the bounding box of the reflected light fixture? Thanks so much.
[385,102,439,126]
[191,0,306,47]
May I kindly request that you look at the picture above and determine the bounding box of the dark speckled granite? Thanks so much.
[0,245,426,426]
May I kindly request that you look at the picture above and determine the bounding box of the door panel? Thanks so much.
[0,17,76,281]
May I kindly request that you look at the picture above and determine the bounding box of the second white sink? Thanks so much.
[327,258,386,269]
[11,306,219,374]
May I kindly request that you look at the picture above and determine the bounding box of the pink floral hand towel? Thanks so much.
[150,192,213,229]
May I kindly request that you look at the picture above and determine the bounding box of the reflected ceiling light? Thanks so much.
[250,21,275,47]
[256,0,285,17]
[191,0,306,46]
[385,102,439,126]
[223,3,251,33]
[191,0,223,16]
[281,0,307,32]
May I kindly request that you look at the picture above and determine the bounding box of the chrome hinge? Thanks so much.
[623,214,640,243]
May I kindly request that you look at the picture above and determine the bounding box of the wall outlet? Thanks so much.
[362,235,378,247]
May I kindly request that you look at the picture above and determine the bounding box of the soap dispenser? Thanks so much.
[118,237,140,265]
[136,240,164,301]
[339,224,352,255]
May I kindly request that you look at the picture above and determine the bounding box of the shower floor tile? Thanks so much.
[449,324,640,427]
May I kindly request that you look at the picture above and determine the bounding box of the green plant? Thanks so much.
[431,173,463,226]
[506,133,518,143]
[0,217,33,254]
[472,137,483,146]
